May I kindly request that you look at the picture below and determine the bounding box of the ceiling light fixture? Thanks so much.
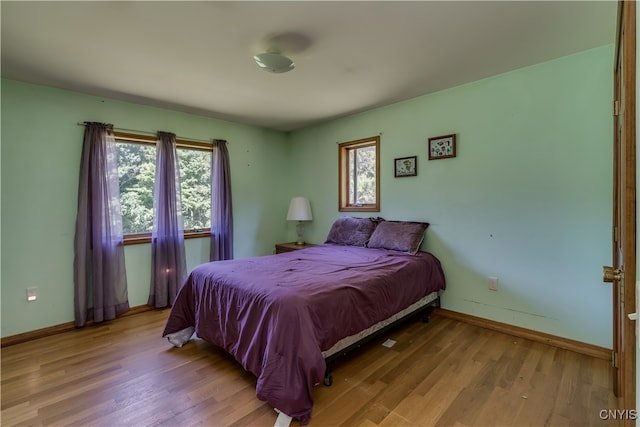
[253,52,295,73]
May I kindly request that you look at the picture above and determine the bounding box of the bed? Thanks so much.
[162,218,446,425]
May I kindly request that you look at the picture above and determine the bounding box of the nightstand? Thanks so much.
[275,242,316,254]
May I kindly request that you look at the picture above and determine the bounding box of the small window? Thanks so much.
[114,132,212,244]
[338,136,380,212]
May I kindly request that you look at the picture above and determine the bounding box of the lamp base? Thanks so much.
[295,221,305,245]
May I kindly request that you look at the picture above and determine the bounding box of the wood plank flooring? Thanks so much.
[1,309,620,426]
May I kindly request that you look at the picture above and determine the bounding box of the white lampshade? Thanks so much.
[287,197,312,221]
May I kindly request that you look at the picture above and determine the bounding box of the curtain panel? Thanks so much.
[148,131,187,308]
[73,122,129,327]
[210,139,234,261]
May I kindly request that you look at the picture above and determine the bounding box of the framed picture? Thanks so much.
[428,134,456,160]
[394,156,417,177]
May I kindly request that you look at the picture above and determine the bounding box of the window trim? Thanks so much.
[114,131,213,152]
[114,131,213,245]
[338,135,380,212]
[122,230,211,246]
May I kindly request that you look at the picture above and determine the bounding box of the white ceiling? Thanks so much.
[1,1,617,132]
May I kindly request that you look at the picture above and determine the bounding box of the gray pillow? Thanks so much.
[325,216,377,246]
[367,221,429,255]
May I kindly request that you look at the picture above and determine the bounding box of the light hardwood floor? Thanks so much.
[1,309,620,426]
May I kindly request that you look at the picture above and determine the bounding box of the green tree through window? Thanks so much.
[176,148,211,230]
[339,136,380,212]
[117,142,155,234]
[115,132,212,240]
[348,145,377,205]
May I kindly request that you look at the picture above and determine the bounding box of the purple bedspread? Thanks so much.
[162,244,445,424]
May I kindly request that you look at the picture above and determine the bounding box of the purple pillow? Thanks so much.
[325,216,377,247]
[367,221,429,255]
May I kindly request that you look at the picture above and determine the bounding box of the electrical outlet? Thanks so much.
[26,287,38,302]
[488,277,499,291]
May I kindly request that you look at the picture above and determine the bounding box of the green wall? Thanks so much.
[1,44,615,348]
[0,80,291,337]
[288,45,614,348]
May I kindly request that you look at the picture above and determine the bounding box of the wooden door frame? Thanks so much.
[613,0,636,420]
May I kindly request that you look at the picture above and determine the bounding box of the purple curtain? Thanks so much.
[148,131,187,308]
[210,139,234,261]
[73,122,129,327]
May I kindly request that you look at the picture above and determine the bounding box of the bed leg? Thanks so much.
[324,364,333,386]
[422,300,438,323]
[324,372,333,387]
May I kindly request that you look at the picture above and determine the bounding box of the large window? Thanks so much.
[115,132,212,244]
[338,136,380,212]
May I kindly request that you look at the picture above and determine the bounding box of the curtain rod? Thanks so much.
[76,122,226,144]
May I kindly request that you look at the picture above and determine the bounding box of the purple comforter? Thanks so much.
[162,244,446,424]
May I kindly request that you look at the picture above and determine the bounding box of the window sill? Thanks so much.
[184,230,211,240]
[339,206,380,212]
[123,230,211,246]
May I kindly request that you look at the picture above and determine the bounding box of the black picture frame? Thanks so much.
[394,156,417,177]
